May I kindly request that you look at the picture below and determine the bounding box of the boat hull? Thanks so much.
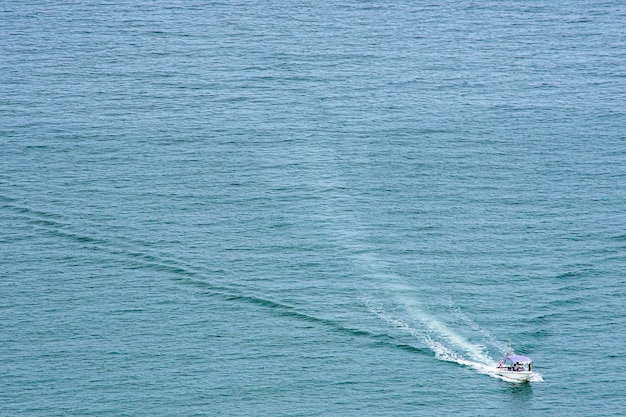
[495,370,533,382]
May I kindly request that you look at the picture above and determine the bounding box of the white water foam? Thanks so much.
[365,298,543,383]
[341,217,541,382]
[440,293,510,356]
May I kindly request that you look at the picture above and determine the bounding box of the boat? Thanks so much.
[496,354,534,382]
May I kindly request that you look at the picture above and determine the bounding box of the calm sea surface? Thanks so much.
[1,1,625,415]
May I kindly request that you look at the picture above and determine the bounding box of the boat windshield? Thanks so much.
[499,357,533,372]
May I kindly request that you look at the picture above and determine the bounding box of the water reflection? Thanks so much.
[507,383,533,402]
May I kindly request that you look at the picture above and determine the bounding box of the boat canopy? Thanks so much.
[506,355,532,363]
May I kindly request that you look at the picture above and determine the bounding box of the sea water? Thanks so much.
[1,1,625,415]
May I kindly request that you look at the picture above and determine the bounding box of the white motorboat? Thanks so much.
[496,354,534,382]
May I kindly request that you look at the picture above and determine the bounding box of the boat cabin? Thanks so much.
[497,355,533,372]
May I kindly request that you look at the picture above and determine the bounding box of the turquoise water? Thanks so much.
[1,1,625,415]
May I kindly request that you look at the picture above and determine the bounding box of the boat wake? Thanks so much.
[365,296,543,383]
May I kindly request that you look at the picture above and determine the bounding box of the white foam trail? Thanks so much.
[397,294,493,364]
[365,298,543,383]
[365,300,459,361]
[441,294,510,355]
